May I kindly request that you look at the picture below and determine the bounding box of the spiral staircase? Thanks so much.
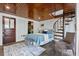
[53,11,75,40]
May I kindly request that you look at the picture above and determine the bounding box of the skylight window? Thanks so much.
[52,9,63,16]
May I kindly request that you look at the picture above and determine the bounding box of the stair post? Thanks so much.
[63,3,65,39]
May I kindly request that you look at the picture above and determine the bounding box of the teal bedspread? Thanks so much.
[25,34,53,45]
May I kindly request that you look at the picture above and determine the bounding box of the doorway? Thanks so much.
[3,16,16,44]
[28,21,33,34]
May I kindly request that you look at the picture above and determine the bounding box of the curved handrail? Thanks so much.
[53,17,62,32]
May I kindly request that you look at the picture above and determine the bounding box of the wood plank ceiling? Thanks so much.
[0,3,76,21]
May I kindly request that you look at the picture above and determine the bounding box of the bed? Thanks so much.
[25,32,54,46]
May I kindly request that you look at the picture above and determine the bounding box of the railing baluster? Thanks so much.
[53,17,64,40]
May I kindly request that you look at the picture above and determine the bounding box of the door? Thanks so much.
[3,16,16,44]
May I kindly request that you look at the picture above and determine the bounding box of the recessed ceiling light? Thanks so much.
[38,17,40,19]
[5,5,10,10]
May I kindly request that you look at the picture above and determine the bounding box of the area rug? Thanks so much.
[4,42,46,56]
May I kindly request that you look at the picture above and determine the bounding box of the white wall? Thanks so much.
[39,18,58,31]
[0,14,3,45]
[76,3,79,56]
[16,17,28,42]
[16,18,40,41]
[64,17,76,37]
[33,21,40,33]
[0,12,40,45]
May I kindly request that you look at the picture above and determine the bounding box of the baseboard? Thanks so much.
[3,40,25,46]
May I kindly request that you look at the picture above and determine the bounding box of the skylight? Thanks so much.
[52,9,63,16]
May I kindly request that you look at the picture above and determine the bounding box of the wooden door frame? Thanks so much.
[2,16,16,44]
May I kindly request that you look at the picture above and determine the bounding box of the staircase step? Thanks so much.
[56,30,63,32]
[60,25,64,28]
[65,20,72,22]
[57,30,63,32]
[54,38,62,40]
[55,32,63,34]
[66,14,75,18]
[65,23,69,25]
[65,21,70,23]
[54,34,63,37]
[54,36,63,39]
[58,28,63,31]
[55,33,63,36]
[70,15,75,18]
